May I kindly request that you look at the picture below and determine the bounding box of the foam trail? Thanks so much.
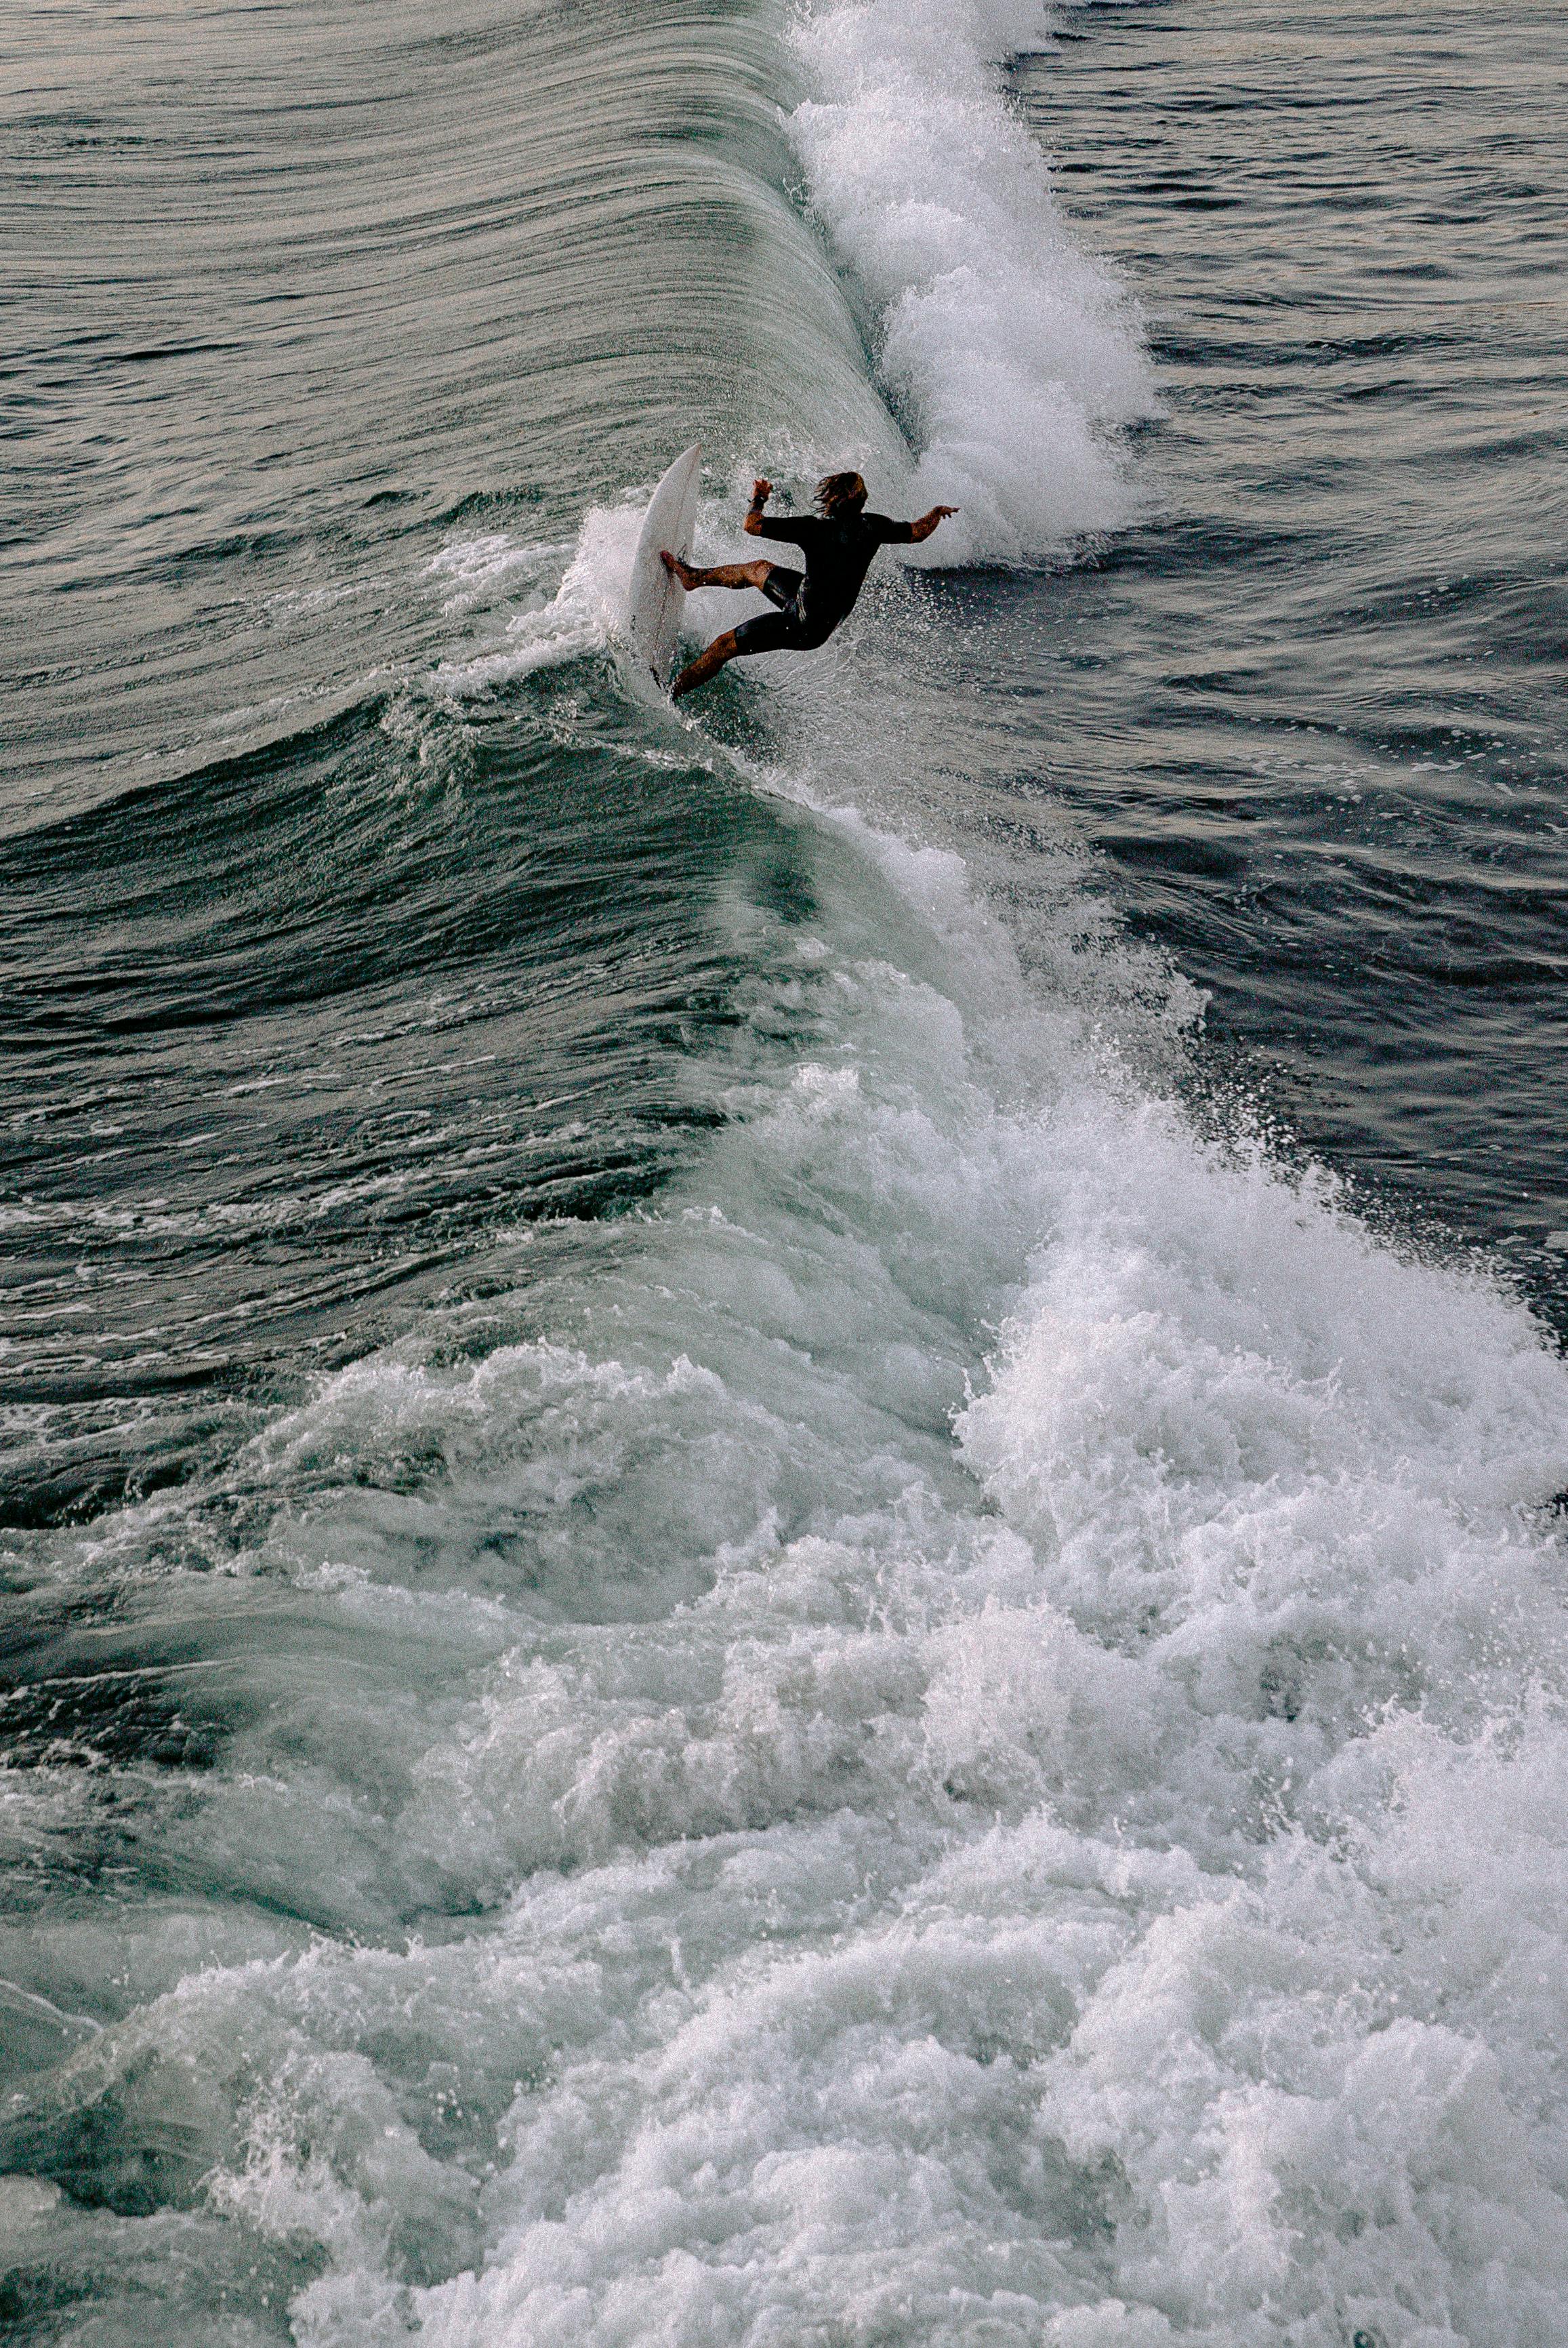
[405,837,1568,2347]
[787,0,1157,559]
[430,506,646,692]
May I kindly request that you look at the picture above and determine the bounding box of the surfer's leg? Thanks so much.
[661,553,775,592]
[670,629,744,700]
[672,602,804,698]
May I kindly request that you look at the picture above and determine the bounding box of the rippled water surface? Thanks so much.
[3,1,1567,2343]
[1012,0,1568,1266]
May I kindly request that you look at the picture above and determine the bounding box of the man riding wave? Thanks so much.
[661,470,956,700]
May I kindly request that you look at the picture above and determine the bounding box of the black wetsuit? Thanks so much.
[732,508,915,656]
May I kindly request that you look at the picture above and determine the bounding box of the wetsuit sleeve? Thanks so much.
[867,513,916,544]
[751,514,819,547]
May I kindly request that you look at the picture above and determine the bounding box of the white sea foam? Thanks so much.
[312,842,1568,2343]
[785,0,1157,560]
[431,505,646,691]
[14,795,1568,2345]
[425,533,577,618]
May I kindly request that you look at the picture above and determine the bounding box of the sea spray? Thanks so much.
[785,0,1158,559]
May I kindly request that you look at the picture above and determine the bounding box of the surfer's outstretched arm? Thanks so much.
[884,504,958,545]
[741,479,773,535]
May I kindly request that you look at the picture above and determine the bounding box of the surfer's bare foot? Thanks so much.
[660,551,702,589]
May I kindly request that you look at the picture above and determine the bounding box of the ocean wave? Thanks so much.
[434,0,1159,699]
[14,792,1567,2345]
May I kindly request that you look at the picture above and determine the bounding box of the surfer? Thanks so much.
[661,472,956,700]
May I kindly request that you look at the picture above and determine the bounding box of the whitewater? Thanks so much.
[3,0,1567,2344]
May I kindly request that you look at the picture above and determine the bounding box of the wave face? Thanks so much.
[4,0,1568,2343]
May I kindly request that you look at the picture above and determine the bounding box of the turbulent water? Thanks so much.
[3,1,1567,2343]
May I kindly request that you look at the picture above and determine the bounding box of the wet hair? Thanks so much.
[815,470,868,517]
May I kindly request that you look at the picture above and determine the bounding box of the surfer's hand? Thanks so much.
[908,504,959,542]
[750,479,772,506]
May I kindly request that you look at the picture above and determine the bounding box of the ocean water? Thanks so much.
[2,1,1567,2343]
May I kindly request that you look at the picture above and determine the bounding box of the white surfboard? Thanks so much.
[623,443,702,696]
